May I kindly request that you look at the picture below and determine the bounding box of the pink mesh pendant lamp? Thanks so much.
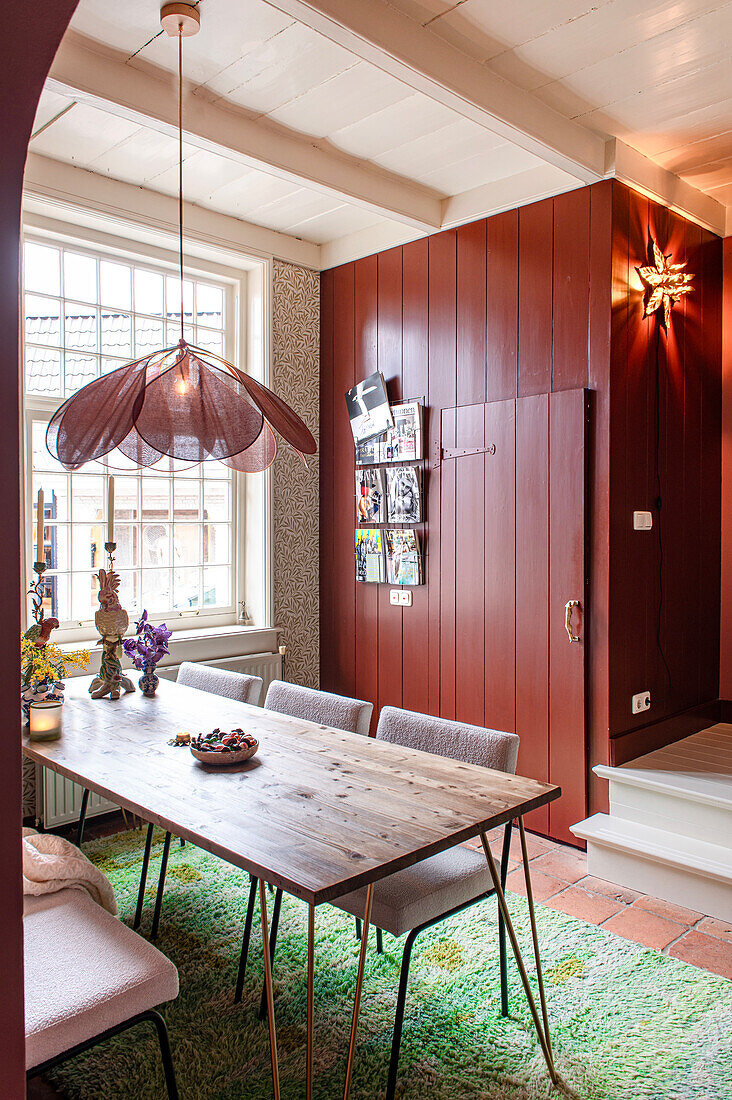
[46,2,316,474]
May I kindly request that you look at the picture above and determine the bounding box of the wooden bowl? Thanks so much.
[190,740,258,766]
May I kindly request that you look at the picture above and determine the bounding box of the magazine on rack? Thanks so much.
[345,371,393,443]
[384,529,423,586]
[355,529,386,583]
[354,400,424,465]
[386,466,421,523]
[356,468,386,524]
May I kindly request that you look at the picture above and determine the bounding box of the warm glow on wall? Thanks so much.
[638,239,693,329]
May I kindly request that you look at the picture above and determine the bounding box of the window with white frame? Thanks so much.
[23,232,242,637]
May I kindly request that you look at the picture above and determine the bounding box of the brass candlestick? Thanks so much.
[89,544,134,701]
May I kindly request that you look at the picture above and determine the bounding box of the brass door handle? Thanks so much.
[565,600,581,643]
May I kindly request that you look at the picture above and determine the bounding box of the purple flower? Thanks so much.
[124,610,171,671]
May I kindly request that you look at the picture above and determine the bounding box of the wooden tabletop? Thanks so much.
[24,676,559,905]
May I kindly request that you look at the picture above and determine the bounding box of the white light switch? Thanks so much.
[633,511,653,531]
[399,591,412,606]
[389,590,400,605]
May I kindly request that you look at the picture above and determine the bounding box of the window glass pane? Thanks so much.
[64,252,97,303]
[142,478,170,520]
[71,475,105,523]
[203,565,230,608]
[33,473,69,522]
[25,243,60,296]
[64,302,98,352]
[174,480,200,519]
[117,570,140,615]
[26,294,60,347]
[196,283,223,327]
[166,320,194,346]
[173,524,199,566]
[101,310,132,357]
[165,276,193,320]
[100,260,131,310]
[203,480,231,521]
[114,477,139,522]
[43,574,68,623]
[142,568,172,613]
[71,525,102,574]
[134,269,164,316]
[135,317,164,357]
[143,523,170,567]
[32,423,63,473]
[26,347,61,396]
[203,523,230,565]
[114,525,138,569]
[195,328,223,355]
[102,357,125,377]
[204,460,231,479]
[65,352,97,395]
[173,566,199,609]
[72,570,98,623]
[45,525,70,573]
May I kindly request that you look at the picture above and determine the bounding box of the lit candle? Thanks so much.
[107,476,115,544]
[29,700,63,741]
[36,488,45,567]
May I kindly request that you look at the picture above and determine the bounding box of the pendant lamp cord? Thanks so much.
[178,28,184,343]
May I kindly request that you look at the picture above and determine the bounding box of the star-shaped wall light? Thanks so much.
[637,239,694,329]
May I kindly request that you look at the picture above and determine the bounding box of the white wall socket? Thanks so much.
[389,589,413,606]
[389,590,400,605]
[632,691,651,714]
[633,511,653,530]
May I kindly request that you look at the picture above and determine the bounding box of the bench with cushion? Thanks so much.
[25,888,180,1098]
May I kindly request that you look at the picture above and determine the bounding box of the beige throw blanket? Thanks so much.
[22,828,118,915]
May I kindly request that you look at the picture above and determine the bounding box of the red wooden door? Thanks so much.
[548,389,588,842]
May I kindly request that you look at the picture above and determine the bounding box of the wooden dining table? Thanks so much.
[24,674,561,1098]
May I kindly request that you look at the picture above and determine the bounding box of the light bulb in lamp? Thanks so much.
[29,699,63,741]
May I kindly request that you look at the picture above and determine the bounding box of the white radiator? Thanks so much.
[41,651,283,828]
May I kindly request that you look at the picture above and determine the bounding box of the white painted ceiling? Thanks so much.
[27,0,732,261]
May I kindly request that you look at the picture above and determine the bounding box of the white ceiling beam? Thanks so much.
[608,140,728,238]
[47,32,443,233]
[23,153,322,270]
[262,0,606,184]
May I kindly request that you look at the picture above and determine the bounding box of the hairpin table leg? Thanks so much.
[480,828,557,1084]
[259,880,280,1099]
[343,883,373,1100]
[307,903,315,1100]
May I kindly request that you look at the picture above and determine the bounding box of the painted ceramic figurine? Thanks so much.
[89,568,134,700]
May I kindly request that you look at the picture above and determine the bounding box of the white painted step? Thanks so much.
[595,723,732,844]
[571,813,732,922]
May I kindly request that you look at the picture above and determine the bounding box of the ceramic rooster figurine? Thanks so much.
[89,568,134,700]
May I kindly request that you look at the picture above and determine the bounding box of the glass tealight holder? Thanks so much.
[29,700,63,741]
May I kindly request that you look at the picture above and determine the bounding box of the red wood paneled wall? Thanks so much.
[609,185,722,760]
[320,179,722,837]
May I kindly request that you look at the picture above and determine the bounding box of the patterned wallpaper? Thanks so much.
[271,259,320,690]
[22,258,320,820]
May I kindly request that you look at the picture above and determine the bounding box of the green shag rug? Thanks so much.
[49,828,732,1100]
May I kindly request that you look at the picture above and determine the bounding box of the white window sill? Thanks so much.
[62,624,279,675]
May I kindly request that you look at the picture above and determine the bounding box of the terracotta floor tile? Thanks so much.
[668,930,732,980]
[632,895,703,925]
[508,829,552,862]
[601,906,684,951]
[506,865,564,901]
[577,875,642,905]
[530,846,588,884]
[545,886,624,925]
[695,916,732,943]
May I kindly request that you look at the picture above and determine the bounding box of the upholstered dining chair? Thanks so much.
[335,706,519,1099]
[134,663,263,939]
[234,682,373,1004]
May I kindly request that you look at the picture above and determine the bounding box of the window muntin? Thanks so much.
[24,235,236,633]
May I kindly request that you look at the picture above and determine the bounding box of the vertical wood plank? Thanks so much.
[549,388,588,842]
[331,263,356,699]
[353,256,379,723]
[518,198,553,396]
[454,401,485,726]
[483,398,516,733]
[428,230,457,718]
[457,219,487,407]
[377,247,404,714]
[699,228,722,703]
[402,238,430,714]
[319,270,335,690]
[553,188,590,392]
[486,209,519,402]
[682,218,704,716]
[516,393,549,833]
